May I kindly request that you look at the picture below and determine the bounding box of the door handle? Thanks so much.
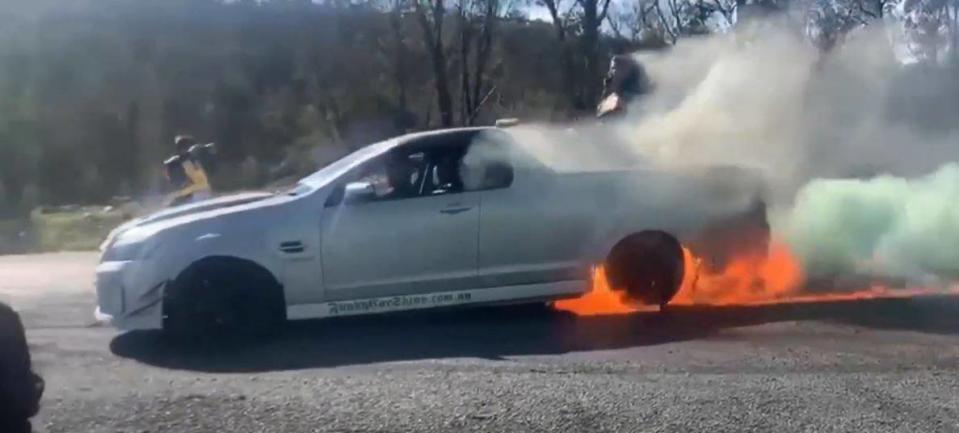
[279,241,305,253]
[440,206,472,215]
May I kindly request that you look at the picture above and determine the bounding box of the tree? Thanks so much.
[455,0,512,124]
[414,0,457,127]
[539,0,614,111]
[0,0,635,209]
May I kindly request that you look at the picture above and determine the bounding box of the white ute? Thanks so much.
[96,127,768,333]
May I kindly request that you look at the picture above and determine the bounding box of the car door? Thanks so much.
[475,132,594,288]
[319,142,481,302]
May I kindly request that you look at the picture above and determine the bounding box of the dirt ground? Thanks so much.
[3,252,959,433]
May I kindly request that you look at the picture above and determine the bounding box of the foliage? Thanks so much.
[0,0,633,214]
[0,0,958,221]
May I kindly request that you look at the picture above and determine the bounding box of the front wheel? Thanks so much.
[163,258,285,341]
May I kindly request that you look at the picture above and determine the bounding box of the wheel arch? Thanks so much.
[168,255,286,304]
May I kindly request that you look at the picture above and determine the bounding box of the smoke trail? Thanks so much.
[627,25,959,187]
[786,164,959,283]
[504,20,959,285]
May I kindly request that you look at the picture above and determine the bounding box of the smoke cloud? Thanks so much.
[633,26,959,281]
[623,24,959,191]
[787,164,959,283]
[503,21,959,283]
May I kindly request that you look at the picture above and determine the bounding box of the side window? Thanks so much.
[324,131,515,207]
[361,150,427,201]
[422,148,466,196]
[461,132,514,191]
[420,132,513,196]
[325,150,428,207]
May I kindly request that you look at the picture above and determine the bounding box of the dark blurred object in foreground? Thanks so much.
[0,301,44,432]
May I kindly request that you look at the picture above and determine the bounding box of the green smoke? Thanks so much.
[786,163,959,280]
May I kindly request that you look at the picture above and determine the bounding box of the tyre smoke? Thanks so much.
[786,164,959,283]
[509,21,959,284]
[618,24,959,283]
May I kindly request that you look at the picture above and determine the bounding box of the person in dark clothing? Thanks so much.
[597,54,651,120]
[0,301,44,433]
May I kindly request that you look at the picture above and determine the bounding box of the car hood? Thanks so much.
[145,191,274,224]
[101,191,276,250]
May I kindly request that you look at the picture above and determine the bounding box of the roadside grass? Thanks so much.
[32,207,130,251]
[0,206,132,254]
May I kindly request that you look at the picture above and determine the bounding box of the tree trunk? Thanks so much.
[542,0,581,112]
[388,5,410,112]
[459,13,473,125]
[416,0,455,127]
[432,44,455,127]
[471,0,496,112]
[581,0,601,109]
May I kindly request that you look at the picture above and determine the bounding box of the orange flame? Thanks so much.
[672,242,802,306]
[553,267,645,315]
[554,240,959,316]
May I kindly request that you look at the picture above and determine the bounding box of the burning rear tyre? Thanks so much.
[604,231,685,308]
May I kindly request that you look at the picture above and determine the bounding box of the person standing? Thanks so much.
[163,135,213,207]
[596,54,650,120]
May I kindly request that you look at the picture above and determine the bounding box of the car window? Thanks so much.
[461,132,514,191]
[421,132,513,195]
[360,151,427,201]
[326,131,514,207]
[423,147,466,196]
[324,150,427,207]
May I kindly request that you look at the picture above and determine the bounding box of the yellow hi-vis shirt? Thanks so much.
[171,159,211,200]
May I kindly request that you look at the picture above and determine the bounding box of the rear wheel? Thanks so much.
[604,231,685,307]
[163,258,285,340]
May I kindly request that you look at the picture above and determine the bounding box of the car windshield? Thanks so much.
[293,139,398,192]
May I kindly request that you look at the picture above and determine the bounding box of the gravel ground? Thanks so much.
[4,252,959,433]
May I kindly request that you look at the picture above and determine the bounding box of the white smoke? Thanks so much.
[499,20,959,283]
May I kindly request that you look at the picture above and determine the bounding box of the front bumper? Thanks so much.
[95,260,165,330]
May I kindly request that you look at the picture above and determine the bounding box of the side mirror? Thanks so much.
[343,181,375,204]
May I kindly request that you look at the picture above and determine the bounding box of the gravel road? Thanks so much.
[3,252,959,433]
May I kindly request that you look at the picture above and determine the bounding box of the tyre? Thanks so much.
[163,257,285,341]
[604,231,685,307]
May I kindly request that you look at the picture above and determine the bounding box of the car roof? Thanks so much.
[392,127,502,149]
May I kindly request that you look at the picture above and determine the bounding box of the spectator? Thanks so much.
[0,301,44,433]
[163,134,213,207]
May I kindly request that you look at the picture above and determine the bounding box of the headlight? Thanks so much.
[101,241,145,262]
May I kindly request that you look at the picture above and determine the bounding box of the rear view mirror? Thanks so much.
[343,181,375,204]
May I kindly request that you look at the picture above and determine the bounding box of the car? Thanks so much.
[95,126,769,334]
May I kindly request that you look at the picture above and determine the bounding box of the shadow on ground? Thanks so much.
[110,295,959,372]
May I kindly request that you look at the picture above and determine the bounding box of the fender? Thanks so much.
[157,229,286,297]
